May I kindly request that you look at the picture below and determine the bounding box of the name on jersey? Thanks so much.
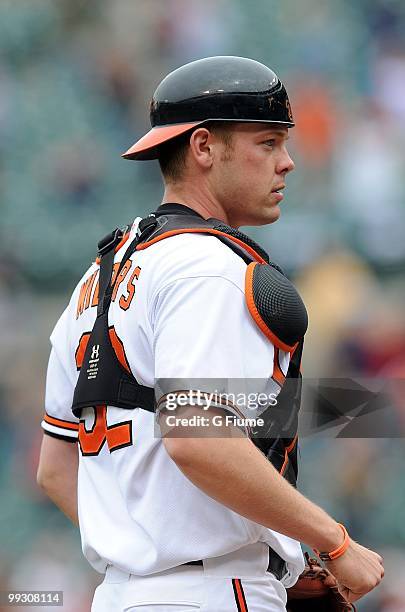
[76,262,141,319]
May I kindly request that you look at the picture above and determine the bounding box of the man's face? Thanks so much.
[209,123,295,228]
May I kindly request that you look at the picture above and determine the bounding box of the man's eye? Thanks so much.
[265,140,276,147]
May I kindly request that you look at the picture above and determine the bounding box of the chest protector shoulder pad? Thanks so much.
[245,262,307,351]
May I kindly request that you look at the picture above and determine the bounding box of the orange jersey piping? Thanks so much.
[44,413,79,431]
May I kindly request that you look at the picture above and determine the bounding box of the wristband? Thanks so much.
[314,523,350,562]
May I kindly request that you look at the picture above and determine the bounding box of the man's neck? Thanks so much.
[162,183,231,225]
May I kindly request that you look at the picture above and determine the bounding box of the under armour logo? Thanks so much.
[91,345,100,360]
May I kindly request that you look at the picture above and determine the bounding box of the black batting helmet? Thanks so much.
[122,55,294,161]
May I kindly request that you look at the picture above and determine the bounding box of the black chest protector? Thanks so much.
[72,205,308,486]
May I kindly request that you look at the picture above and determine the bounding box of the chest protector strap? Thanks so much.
[71,227,154,417]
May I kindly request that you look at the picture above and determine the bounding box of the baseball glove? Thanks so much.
[286,553,356,611]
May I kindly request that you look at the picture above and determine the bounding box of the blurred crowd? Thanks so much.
[0,1,404,610]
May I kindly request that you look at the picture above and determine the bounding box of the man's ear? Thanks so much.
[189,128,214,169]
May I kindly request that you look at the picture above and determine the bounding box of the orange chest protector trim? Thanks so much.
[71,205,308,485]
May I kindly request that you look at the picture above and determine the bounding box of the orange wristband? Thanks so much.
[314,523,350,562]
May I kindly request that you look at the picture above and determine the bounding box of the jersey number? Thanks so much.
[75,332,132,456]
[78,405,132,456]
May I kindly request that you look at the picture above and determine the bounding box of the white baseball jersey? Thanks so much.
[42,214,305,587]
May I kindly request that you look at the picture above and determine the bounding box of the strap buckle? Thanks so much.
[97,227,126,257]
[136,214,157,239]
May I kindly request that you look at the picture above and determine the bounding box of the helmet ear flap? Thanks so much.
[123,56,294,161]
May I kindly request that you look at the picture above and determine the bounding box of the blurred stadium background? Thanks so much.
[1,0,405,610]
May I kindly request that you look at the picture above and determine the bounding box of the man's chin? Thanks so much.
[269,204,281,223]
[232,204,281,228]
[251,205,281,227]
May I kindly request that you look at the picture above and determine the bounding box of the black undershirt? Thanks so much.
[156,202,205,218]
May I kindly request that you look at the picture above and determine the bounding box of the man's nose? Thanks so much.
[277,148,295,174]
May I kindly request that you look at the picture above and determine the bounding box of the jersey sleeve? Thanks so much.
[41,345,79,442]
[153,274,279,417]
[41,261,101,441]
